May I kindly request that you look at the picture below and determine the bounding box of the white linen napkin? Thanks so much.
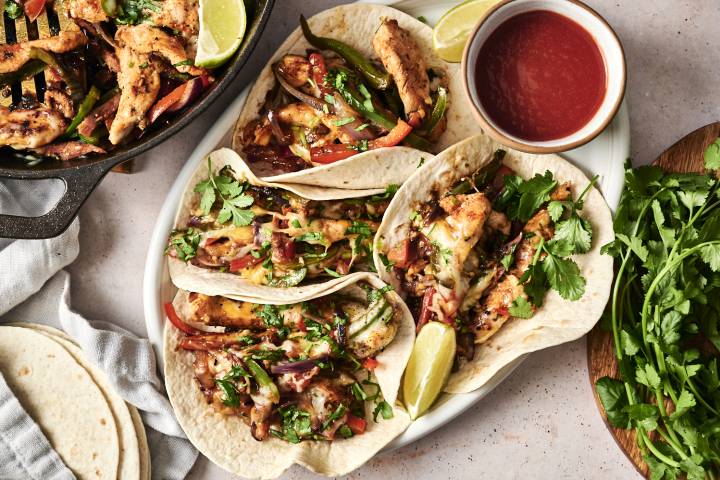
[0,178,198,479]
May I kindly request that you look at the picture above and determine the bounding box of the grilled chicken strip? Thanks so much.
[372,19,432,128]
[0,30,88,74]
[115,24,204,76]
[186,292,265,328]
[109,46,160,144]
[150,0,200,40]
[65,0,108,23]
[0,107,67,149]
[33,141,105,160]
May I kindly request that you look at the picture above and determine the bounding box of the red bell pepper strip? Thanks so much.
[308,53,331,95]
[310,120,413,164]
[346,414,367,435]
[361,357,379,371]
[147,75,211,124]
[387,238,415,269]
[24,0,46,22]
[164,302,200,335]
[229,254,265,272]
[147,82,188,124]
[416,287,436,333]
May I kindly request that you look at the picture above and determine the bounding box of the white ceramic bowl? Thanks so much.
[462,0,626,153]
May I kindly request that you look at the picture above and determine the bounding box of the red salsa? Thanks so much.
[475,10,606,141]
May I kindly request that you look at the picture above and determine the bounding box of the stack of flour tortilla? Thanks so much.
[0,324,150,480]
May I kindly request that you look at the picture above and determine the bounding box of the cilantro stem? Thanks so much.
[575,175,599,206]
[639,428,681,468]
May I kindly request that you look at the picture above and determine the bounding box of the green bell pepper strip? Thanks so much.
[28,48,84,104]
[65,85,101,136]
[423,87,447,135]
[246,359,280,403]
[0,60,46,88]
[300,15,391,90]
[335,84,433,151]
[448,149,505,196]
[79,125,107,146]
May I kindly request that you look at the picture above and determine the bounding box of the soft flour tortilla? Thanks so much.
[164,273,415,479]
[373,134,614,394]
[231,4,477,188]
[0,326,120,479]
[169,148,412,303]
[9,323,150,480]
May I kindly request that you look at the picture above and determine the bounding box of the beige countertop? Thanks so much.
[64,1,720,478]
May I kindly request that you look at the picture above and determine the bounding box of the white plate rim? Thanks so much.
[142,0,630,454]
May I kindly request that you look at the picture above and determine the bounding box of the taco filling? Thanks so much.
[235,16,449,173]
[167,283,399,443]
[166,160,394,287]
[384,150,595,362]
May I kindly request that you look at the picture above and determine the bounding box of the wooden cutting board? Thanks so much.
[587,121,720,477]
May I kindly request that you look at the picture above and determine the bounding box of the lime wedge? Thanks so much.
[432,0,501,63]
[195,0,247,68]
[402,321,456,420]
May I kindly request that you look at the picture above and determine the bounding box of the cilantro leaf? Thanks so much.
[547,200,565,222]
[669,390,696,420]
[508,297,533,318]
[623,403,659,431]
[704,137,720,171]
[372,400,393,422]
[515,171,557,222]
[553,215,592,254]
[541,254,585,300]
[700,244,720,272]
[595,377,629,428]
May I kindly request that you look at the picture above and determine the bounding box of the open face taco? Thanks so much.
[164,273,415,478]
[231,4,476,189]
[166,148,408,303]
[373,134,614,394]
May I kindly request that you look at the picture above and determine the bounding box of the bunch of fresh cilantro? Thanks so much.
[494,169,595,318]
[595,138,720,480]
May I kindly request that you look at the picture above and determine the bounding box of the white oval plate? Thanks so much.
[143,0,630,452]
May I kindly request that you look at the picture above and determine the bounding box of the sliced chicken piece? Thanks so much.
[65,0,108,23]
[109,46,160,144]
[149,0,200,40]
[0,30,87,74]
[77,93,120,137]
[0,107,67,149]
[186,292,264,329]
[32,141,106,160]
[474,274,527,344]
[276,55,311,88]
[372,19,432,128]
[44,88,74,119]
[115,24,205,76]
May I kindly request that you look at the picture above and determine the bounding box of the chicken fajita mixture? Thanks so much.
[383,151,595,364]
[0,0,213,160]
[234,16,449,174]
[167,159,396,287]
[165,284,399,442]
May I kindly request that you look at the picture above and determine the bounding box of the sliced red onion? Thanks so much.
[273,64,326,111]
[270,356,327,374]
[267,109,292,145]
[166,76,206,113]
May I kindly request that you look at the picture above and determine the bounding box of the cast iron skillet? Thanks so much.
[0,0,274,239]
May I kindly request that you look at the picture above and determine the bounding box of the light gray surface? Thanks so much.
[63,1,720,478]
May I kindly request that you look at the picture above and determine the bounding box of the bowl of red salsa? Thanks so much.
[462,0,626,153]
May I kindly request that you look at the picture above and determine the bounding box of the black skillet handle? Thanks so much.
[0,159,117,239]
